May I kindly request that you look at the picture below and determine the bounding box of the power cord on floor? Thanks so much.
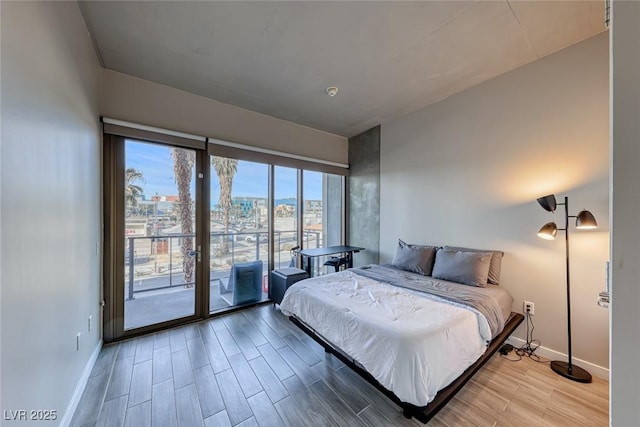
[500,307,549,363]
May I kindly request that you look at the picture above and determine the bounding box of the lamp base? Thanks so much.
[550,360,592,383]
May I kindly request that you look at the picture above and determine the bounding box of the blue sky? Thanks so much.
[126,140,323,204]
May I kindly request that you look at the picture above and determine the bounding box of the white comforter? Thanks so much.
[279,270,490,406]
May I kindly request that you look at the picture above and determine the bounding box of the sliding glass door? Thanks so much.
[123,140,203,330]
[103,133,206,340]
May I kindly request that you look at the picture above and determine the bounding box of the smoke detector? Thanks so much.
[326,86,339,97]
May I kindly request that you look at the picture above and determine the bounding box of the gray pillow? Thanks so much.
[391,239,437,276]
[444,246,503,285]
[432,249,492,287]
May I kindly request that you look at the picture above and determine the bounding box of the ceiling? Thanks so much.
[79,1,606,137]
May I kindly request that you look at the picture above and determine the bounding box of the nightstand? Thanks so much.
[270,268,309,305]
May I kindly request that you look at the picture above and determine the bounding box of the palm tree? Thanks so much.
[172,148,195,286]
[212,157,238,253]
[125,167,145,208]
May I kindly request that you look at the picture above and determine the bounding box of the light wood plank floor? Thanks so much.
[71,304,609,426]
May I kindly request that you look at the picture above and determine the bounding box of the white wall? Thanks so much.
[380,33,610,369]
[0,2,102,425]
[101,69,348,164]
[610,0,640,424]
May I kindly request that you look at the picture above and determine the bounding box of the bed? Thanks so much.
[279,263,523,423]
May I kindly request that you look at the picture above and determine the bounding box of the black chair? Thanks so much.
[288,246,300,267]
[323,256,348,272]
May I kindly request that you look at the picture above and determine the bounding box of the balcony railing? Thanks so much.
[125,230,321,300]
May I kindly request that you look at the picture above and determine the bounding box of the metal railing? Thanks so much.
[125,230,321,300]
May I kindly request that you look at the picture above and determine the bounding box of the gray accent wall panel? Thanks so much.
[348,126,380,266]
[323,173,344,247]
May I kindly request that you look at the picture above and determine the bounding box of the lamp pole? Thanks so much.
[550,196,592,383]
[563,196,573,373]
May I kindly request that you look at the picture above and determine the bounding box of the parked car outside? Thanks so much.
[246,234,268,243]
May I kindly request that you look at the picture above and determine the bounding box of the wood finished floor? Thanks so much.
[71,304,609,426]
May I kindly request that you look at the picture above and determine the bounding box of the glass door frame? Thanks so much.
[103,133,210,342]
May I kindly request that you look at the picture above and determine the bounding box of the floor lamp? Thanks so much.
[536,194,597,383]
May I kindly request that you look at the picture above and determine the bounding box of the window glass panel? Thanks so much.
[303,171,344,248]
[210,157,268,312]
[303,170,344,275]
[274,166,298,269]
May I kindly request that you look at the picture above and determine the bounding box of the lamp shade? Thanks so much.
[537,194,557,212]
[537,222,558,240]
[576,210,598,229]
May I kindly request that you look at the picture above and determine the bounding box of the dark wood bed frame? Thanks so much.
[289,312,524,424]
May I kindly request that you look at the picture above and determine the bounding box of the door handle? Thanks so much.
[188,245,202,262]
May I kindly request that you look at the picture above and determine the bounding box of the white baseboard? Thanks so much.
[59,340,103,427]
[506,336,609,380]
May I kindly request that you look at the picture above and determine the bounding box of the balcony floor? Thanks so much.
[124,281,268,330]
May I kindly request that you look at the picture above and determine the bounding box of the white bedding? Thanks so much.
[279,270,492,406]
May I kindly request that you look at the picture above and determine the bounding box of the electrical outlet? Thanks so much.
[76,332,81,351]
[524,301,535,316]
[88,315,92,332]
